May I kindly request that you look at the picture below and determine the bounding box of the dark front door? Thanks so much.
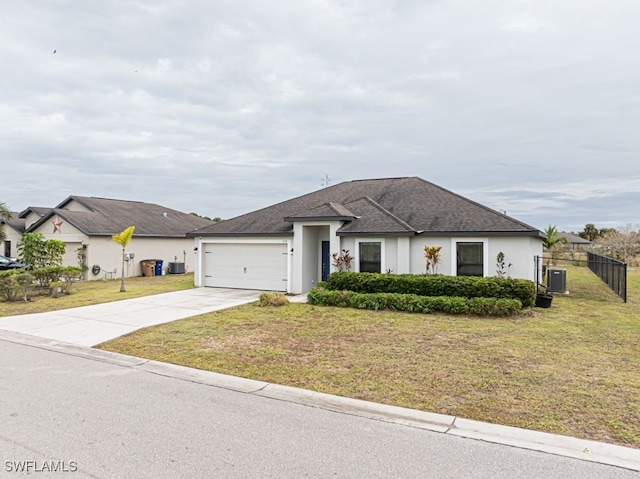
[321,241,330,281]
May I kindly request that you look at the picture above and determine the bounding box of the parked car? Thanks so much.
[0,255,27,270]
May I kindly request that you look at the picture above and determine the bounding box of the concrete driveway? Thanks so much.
[0,288,261,347]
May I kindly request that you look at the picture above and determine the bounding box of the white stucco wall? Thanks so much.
[408,235,542,281]
[23,211,43,229]
[84,237,196,279]
[3,225,24,258]
[409,237,452,275]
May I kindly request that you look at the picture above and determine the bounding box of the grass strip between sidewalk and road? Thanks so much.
[96,265,640,449]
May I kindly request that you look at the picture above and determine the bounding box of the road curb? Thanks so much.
[2,328,639,472]
[255,383,455,433]
[449,418,640,472]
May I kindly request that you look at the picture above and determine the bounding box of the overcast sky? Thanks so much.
[2,1,639,232]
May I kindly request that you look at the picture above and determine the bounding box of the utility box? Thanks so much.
[547,268,567,293]
[168,262,185,274]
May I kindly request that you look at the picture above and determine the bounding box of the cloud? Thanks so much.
[1,1,639,233]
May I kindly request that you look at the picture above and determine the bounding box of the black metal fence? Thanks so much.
[534,253,628,303]
[587,252,627,302]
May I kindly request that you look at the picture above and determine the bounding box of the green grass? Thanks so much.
[97,265,640,448]
[0,273,195,317]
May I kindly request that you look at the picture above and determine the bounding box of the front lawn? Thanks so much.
[0,273,195,317]
[97,266,640,448]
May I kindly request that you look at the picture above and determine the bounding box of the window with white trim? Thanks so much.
[455,241,485,276]
[358,241,382,273]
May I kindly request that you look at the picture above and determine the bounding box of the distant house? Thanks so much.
[189,177,544,294]
[20,206,52,230]
[558,232,592,251]
[20,196,214,279]
[1,212,27,258]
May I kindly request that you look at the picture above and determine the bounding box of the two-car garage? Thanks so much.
[202,242,289,292]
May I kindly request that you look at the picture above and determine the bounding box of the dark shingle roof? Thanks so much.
[18,206,51,218]
[284,202,357,222]
[26,196,214,237]
[190,177,542,238]
[559,232,592,244]
[0,212,26,234]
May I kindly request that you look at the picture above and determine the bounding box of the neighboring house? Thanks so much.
[189,177,544,294]
[558,232,592,251]
[20,206,52,230]
[21,196,214,279]
[1,212,27,258]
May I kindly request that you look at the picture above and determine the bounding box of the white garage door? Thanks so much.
[204,243,288,291]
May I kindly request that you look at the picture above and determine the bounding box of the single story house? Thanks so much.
[189,177,544,294]
[558,232,592,251]
[21,196,214,279]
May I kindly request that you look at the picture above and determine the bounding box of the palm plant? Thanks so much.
[542,225,566,265]
[0,202,12,243]
[111,225,135,292]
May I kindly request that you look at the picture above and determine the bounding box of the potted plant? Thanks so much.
[535,285,553,308]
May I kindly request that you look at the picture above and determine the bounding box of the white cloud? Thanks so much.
[1,0,639,232]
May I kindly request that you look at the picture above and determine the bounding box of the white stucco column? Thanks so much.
[291,223,305,294]
[397,237,411,274]
[329,222,342,273]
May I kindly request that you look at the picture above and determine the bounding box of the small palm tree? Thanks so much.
[542,225,566,265]
[112,226,135,292]
[0,202,12,243]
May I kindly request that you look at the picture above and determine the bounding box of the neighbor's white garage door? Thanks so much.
[203,243,288,291]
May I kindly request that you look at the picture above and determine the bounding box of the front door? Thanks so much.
[321,241,330,281]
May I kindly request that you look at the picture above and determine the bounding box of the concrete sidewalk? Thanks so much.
[0,287,261,346]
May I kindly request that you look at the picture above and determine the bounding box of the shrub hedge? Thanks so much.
[30,266,83,290]
[0,266,83,301]
[307,288,522,316]
[325,272,536,308]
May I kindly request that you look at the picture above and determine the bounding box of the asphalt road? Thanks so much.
[0,339,637,479]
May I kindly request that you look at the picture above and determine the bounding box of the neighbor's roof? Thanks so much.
[559,232,592,244]
[18,206,51,218]
[25,196,214,237]
[0,212,26,234]
[190,177,543,238]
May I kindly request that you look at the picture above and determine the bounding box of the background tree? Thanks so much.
[598,227,617,237]
[189,212,223,223]
[578,223,600,241]
[0,202,12,243]
[595,224,640,264]
[111,226,135,292]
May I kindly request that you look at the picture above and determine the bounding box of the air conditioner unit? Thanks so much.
[547,268,567,293]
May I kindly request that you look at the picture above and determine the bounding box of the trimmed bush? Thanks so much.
[308,288,522,317]
[258,292,290,307]
[325,272,535,307]
[29,266,83,291]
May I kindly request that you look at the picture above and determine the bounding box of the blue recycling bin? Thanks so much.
[154,260,163,276]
